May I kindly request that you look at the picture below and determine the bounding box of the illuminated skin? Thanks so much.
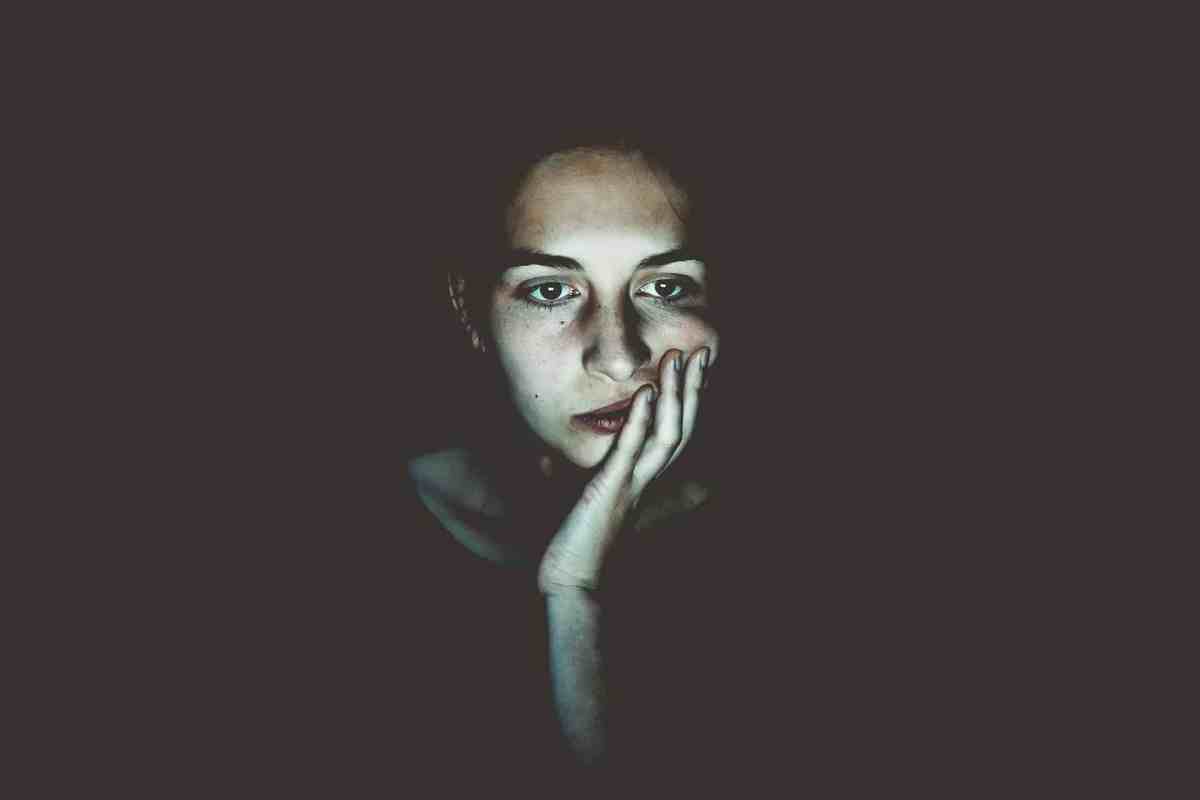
[424,147,719,765]
[488,148,718,472]
[497,150,718,764]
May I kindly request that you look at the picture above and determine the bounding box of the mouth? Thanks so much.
[572,395,637,436]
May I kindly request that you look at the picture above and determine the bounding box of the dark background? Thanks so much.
[28,25,1154,793]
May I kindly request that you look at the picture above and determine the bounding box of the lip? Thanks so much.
[579,395,637,416]
[571,393,639,436]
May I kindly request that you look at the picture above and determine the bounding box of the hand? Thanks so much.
[537,346,710,593]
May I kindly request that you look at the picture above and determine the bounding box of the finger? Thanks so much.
[633,349,685,486]
[662,346,708,475]
[598,382,657,488]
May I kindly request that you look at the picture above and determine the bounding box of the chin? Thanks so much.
[556,436,610,472]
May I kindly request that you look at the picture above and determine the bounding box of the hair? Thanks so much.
[442,124,729,342]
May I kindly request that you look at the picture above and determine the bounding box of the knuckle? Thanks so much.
[650,423,678,446]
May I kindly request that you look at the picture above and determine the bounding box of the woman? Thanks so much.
[404,131,736,778]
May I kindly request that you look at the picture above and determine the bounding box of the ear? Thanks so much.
[446,272,487,354]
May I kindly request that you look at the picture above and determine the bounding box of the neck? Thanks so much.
[470,425,594,554]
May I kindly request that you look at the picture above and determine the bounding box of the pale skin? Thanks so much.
[410,148,718,765]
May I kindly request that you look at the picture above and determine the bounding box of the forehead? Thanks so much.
[506,149,689,250]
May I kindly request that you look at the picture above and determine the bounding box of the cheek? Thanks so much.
[652,317,719,356]
[492,314,575,397]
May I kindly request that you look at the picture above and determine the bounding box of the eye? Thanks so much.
[637,278,693,303]
[522,282,579,307]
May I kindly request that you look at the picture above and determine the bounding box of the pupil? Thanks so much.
[656,280,675,296]
[541,284,562,300]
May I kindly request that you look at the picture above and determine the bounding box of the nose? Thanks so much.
[581,299,650,383]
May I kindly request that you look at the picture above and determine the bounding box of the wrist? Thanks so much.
[537,551,601,595]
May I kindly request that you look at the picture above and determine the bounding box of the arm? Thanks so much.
[545,587,608,763]
[537,346,710,765]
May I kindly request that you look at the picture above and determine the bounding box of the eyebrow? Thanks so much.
[504,247,700,272]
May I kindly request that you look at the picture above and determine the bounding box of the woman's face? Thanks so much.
[487,149,719,471]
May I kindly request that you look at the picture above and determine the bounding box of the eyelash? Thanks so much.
[520,278,697,310]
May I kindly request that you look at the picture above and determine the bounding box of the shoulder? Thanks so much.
[406,447,489,526]
[407,448,472,493]
[407,448,503,517]
[406,449,513,563]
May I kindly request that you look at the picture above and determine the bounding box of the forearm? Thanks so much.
[545,588,607,765]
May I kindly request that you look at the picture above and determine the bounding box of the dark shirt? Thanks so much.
[154,463,762,795]
[398,474,575,780]
[398,471,762,787]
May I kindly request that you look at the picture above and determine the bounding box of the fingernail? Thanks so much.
[673,353,682,372]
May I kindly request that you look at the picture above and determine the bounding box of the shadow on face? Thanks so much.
[477,148,720,471]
